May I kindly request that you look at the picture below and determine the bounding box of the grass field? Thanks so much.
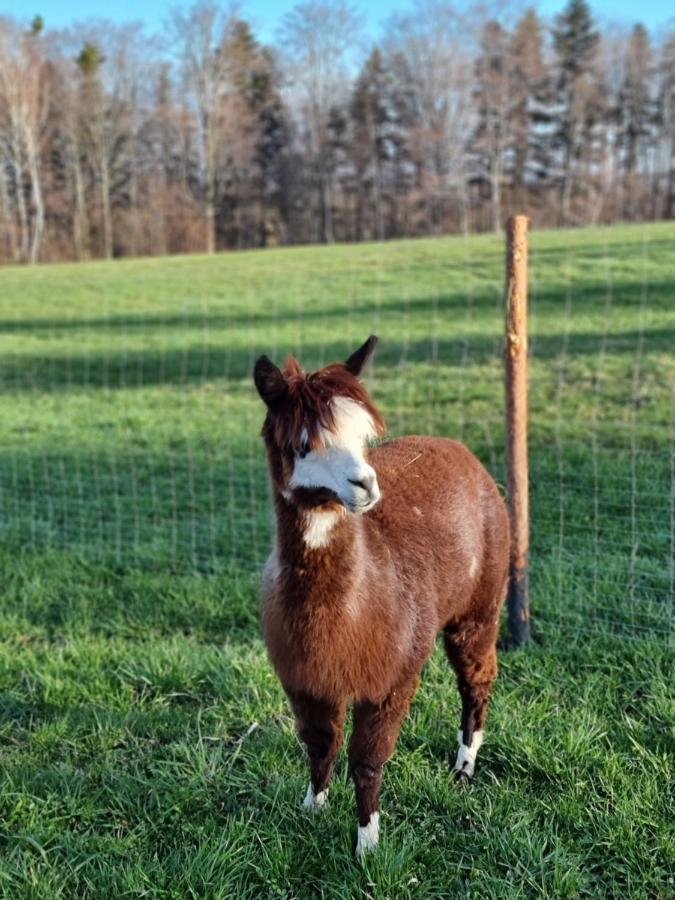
[0,223,673,896]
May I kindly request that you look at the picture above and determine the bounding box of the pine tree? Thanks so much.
[384,49,421,237]
[471,20,509,232]
[76,42,114,258]
[616,24,654,219]
[552,0,601,224]
[507,9,546,210]
[658,35,675,219]
[221,20,289,247]
[349,48,395,240]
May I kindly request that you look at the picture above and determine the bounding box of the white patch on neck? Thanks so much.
[356,811,380,857]
[453,729,484,779]
[302,508,342,549]
[469,556,478,579]
[303,782,328,810]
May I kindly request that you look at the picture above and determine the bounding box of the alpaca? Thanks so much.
[254,336,510,857]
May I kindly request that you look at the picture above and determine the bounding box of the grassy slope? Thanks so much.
[0,224,673,896]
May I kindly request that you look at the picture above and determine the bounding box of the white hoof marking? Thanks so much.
[453,729,484,779]
[356,811,380,857]
[302,782,328,810]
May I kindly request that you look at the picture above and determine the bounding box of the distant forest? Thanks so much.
[1,0,674,263]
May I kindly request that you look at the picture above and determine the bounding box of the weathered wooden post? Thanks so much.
[504,215,531,647]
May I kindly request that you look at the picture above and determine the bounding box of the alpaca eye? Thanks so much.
[298,440,310,459]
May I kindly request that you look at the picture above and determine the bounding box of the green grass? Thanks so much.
[0,223,673,895]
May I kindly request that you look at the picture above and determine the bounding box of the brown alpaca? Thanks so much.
[254,336,509,857]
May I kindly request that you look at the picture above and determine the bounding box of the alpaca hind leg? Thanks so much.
[443,621,498,781]
[348,674,419,857]
[288,691,346,810]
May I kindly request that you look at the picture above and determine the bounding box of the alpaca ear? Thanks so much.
[283,354,303,378]
[344,335,378,376]
[254,355,287,407]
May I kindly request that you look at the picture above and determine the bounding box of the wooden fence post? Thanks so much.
[504,215,531,647]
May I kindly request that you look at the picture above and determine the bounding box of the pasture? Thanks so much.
[0,223,673,896]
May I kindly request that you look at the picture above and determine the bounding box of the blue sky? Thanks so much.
[6,0,674,42]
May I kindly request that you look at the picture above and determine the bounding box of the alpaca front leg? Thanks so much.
[348,676,419,858]
[288,691,346,810]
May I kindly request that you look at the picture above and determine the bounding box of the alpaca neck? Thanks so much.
[273,489,358,579]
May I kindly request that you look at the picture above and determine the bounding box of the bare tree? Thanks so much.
[168,2,239,253]
[0,8,675,264]
[278,0,362,243]
[385,2,478,234]
[0,16,49,262]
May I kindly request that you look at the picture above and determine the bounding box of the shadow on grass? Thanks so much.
[1,325,673,393]
[1,274,673,334]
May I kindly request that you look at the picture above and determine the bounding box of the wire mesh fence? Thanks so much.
[1,222,673,645]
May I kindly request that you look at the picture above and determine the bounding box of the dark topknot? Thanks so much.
[266,357,385,453]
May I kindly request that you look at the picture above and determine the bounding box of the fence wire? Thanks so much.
[0,223,672,644]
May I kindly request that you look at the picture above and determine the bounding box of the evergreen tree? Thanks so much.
[616,24,654,219]
[471,20,509,232]
[552,0,601,224]
[658,35,675,218]
[385,51,422,236]
[507,9,547,209]
[349,48,395,240]
[221,20,289,246]
[76,42,114,257]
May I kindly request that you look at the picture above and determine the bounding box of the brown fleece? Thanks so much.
[257,350,510,833]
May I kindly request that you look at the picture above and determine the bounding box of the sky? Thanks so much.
[4,0,674,44]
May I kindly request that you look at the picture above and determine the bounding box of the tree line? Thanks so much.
[1,0,674,263]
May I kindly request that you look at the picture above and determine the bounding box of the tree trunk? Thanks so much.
[374,150,384,241]
[355,168,364,241]
[100,157,113,259]
[666,141,675,220]
[26,131,44,264]
[0,168,19,262]
[73,149,89,259]
[491,154,502,233]
[205,199,215,253]
[13,153,30,262]
[128,146,138,257]
[319,174,333,244]
[560,139,573,227]
[205,139,216,253]
[559,87,576,227]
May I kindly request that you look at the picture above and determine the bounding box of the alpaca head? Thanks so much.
[254,336,385,514]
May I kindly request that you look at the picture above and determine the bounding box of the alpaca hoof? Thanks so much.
[452,730,482,783]
[303,782,328,811]
[356,812,380,859]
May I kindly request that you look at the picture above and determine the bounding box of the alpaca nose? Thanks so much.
[349,473,377,496]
